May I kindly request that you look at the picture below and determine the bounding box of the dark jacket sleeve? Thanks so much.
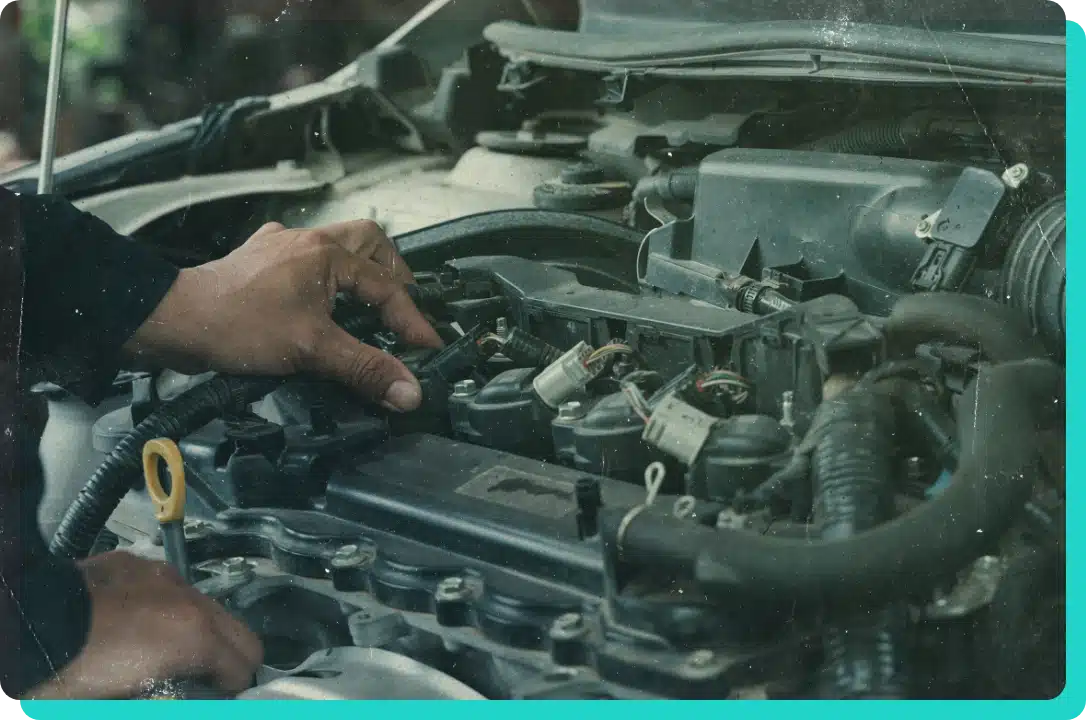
[0,187,179,697]
[17,191,181,404]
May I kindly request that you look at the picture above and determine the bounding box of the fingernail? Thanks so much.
[382,380,422,412]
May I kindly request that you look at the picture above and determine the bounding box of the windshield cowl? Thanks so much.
[576,0,1066,37]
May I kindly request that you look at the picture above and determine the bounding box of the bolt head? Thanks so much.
[452,379,477,397]
[916,219,932,234]
[554,613,583,631]
[1002,163,1029,188]
[558,401,584,420]
[975,555,1001,572]
[221,557,252,575]
[686,649,715,668]
[183,520,212,538]
[330,544,370,568]
[435,576,468,600]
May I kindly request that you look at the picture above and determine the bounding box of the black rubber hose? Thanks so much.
[797,114,936,156]
[813,387,908,698]
[501,327,563,368]
[50,375,280,559]
[610,358,1062,606]
[884,292,1047,362]
[1001,194,1066,361]
[632,169,699,203]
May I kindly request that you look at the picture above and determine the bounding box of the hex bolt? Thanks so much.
[686,649,716,669]
[780,390,795,430]
[1002,163,1030,189]
[335,544,361,558]
[183,520,212,538]
[906,456,923,483]
[435,576,468,600]
[452,379,477,397]
[330,544,370,569]
[716,509,746,530]
[916,218,932,234]
[558,401,584,420]
[553,613,584,633]
[221,557,252,576]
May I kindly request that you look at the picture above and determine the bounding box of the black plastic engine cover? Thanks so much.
[320,434,798,651]
[325,433,648,593]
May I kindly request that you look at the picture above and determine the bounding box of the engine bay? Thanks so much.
[16,1,1066,701]
[65,188,1066,699]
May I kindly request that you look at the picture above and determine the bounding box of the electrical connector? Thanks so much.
[641,394,719,465]
[532,341,602,409]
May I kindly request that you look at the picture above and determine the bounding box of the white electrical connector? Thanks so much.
[532,341,601,409]
[641,394,718,465]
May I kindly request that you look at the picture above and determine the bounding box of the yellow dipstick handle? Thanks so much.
[143,438,187,524]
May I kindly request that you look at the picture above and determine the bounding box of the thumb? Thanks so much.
[307,321,423,411]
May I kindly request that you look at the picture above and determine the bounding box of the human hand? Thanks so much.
[125,220,443,412]
[26,552,262,699]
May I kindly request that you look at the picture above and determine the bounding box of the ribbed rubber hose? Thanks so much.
[1001,194,1066,361]
[500,328,563,368]
[813,387,908,698]
[50,375,280,559]
[797,114,935,156]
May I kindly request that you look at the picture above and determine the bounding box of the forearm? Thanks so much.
[13,189,180,404]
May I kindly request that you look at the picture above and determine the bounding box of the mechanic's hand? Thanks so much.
[125,220,443,411]
[25,552,262,699]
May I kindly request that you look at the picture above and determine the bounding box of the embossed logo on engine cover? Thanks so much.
[456,465,575,518]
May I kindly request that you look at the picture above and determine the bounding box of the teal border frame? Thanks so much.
[16,18,1085,719]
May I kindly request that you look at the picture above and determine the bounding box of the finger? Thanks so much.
[316,219,413,283]
[249,221,287,240]
[206,604,264,671]
[189,595,263,692]
[330,252,442,349]
[199,629,259,694]
[307,321,423,410]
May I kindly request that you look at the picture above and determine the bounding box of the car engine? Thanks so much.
[16,0,1065,701]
